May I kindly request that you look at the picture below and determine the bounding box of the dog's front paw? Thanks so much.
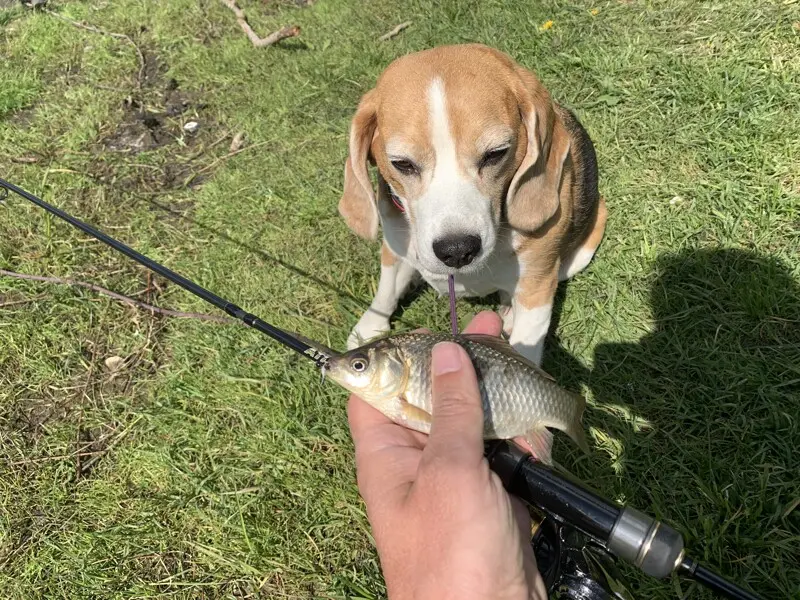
[498,305,514,338]
[347,311,391,350]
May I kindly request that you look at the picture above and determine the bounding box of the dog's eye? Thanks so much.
[479,147,509,169]
[391,159,419,176]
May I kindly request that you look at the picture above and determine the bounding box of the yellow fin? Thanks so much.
[566,406,591,455]
[399,397,432,428]
[523,426,554,466]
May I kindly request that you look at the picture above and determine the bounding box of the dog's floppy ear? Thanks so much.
[338,89,380,240]
[505,66,571,233]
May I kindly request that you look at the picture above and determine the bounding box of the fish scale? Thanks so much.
[400,333,576,437]
[325,330,590,465]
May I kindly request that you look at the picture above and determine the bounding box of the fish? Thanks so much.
[323,331,590,465]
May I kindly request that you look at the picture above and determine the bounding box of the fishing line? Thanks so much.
[448,274,458,334]
[0,178,333,368]
[139,194,407,328]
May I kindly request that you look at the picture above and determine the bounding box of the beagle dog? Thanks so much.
[338,44,606,365]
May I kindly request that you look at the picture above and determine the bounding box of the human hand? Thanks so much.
[346,311,548,600]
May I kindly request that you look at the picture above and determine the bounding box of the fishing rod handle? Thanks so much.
[484,440,684,579]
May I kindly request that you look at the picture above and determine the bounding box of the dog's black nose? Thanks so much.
[432,235,482,269]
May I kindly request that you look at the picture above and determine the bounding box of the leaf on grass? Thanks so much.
[597,95,621,106]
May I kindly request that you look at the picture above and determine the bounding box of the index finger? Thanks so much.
[347,394,427,453]
[346,394,427,505]
[462,310,503,336]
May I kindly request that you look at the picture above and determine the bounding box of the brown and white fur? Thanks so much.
[338,44,607,366]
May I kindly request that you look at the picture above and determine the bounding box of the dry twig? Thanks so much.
[10,450,107,468]
[379,21,412,41]
[185,131,232,162]
[0,293,47,308]
[44,8,146,90]
[74,333,98,478]
[219,0,300,48]
[0,269,237,324]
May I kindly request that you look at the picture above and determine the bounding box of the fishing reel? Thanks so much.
[484,440,761,600]
[531,511,636,600]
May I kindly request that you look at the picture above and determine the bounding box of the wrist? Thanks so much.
[382,558,531,600]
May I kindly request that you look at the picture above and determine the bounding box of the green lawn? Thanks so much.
[1,0,798,598]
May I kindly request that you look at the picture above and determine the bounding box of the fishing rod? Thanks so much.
[0,178,333,368]
[0,178,761,600]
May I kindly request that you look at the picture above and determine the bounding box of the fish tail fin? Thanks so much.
[522,426,554,466]
[566,392,591,455]
[523,392,590,464]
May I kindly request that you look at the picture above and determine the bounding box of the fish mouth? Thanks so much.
[317,359,352,393]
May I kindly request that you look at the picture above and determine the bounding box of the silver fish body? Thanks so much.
[324,331,589,464]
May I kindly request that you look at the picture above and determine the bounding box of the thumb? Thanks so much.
[425,341,485,464]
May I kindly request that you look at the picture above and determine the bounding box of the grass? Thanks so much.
[0,0,798,598]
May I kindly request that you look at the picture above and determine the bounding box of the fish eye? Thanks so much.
[350,356,369,372]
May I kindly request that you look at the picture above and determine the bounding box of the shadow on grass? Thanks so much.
[141,196,482,334]
[545,248,799,598]
[139,196,417,326]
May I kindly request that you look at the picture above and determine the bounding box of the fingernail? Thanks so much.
[432,342,463,375]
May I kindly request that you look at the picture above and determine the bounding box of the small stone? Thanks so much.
[230,131,246,152]
[183,121,200,134]
[104,356,124,372]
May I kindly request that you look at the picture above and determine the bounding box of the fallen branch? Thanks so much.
[184,131,232,162]
[219,0,300,48]
[44,8,146,90]
[379,21,412,41]
[8,426,124,468]
[0,269,237,324]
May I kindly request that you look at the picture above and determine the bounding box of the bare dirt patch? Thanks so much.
[85,48,221,198]
[97,51,208,158]
[6,105,37,129]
